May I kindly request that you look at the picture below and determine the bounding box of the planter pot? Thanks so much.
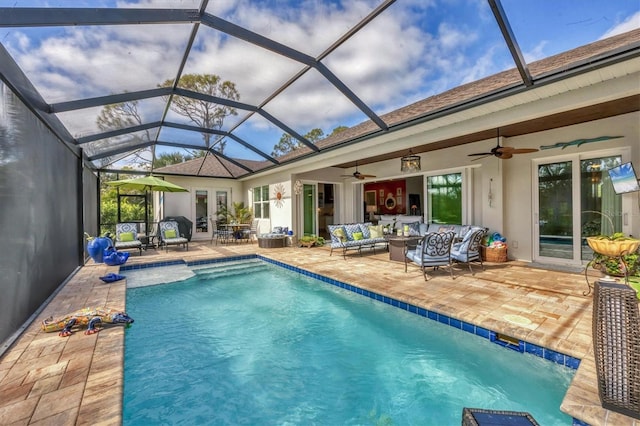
[587,237,640,257]
[87,236,111,263]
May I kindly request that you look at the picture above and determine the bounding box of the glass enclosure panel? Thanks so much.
[56,97,166,139]
[327,1,512,117]
[538,161,573,259]
[427,173,462,224]
[3,24,192,103]
[195,190,208,234]
[205,1,388,57]
[182,26,306,108]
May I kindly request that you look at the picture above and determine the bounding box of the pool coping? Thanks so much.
[0,249,628,425]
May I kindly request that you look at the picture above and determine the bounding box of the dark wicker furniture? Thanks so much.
[593,280,640,420]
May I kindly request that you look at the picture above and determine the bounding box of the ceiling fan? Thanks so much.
[341,162,376,180]
[469,129,539,160]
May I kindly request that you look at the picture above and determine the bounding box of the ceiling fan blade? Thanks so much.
[498,152,513,159]
[359,174,376,178]
[468,152,493,157]
[511,148,539,154]
[470,155,491,161]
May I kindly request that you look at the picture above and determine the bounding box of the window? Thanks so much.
[427,173,462,224]
[253,185,270,219]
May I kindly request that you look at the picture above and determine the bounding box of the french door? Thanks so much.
[534,152,623,265]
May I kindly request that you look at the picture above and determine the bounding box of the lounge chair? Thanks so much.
[159,220,189,252]
[450,227,487,274]
[114,223,143,256]
[406,231,456,280]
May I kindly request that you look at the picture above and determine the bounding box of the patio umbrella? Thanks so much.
[106,175,189,192]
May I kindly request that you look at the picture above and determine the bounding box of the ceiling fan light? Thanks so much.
[401,150,421,173]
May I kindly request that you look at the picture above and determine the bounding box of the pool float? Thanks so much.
[102,247,130,266]
[99,273,126,283]
[41,307,134,337]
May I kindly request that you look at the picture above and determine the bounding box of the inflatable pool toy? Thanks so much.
[41,307,134,337]
[99,273,126,283]
[103,247,130,266]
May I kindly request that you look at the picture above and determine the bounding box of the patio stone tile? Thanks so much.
[0,397,38,425]
[30,382,84,423]
[1,241,638,425]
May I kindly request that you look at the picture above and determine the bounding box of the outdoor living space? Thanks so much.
[0,241,633,426]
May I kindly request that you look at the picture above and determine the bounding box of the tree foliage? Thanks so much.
[96,100,153,168]
[271,126,347,157]
[160,74,240,154]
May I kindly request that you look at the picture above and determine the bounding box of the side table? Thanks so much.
[387,235,421,272]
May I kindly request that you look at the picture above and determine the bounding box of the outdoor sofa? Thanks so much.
[328,222,388,259]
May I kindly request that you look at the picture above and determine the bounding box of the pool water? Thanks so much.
[123,260,574,425]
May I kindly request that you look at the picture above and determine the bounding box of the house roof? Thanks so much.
[1,2,639,178]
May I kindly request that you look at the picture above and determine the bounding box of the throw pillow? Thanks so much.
[353,232,364,241]
[119,232,134,242]
[165,229,177,239]
[406,221,421,236]
[332,227,346,242]
[368,225,383,238]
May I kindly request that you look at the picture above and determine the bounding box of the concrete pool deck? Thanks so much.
[0,241,637,425]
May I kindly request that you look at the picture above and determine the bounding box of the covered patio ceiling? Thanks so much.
[1,1,639,178]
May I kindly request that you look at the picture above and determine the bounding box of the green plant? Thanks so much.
[299,235,325,247]
[217,201,253,224]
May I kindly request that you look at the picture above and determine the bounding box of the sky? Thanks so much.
[0,0,638,167]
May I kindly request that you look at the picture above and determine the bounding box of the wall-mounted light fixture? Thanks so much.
[401,149,421,173]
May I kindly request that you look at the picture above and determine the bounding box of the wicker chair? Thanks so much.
[593,280,640,420]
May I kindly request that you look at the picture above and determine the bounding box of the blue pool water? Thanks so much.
[123,260,574,425]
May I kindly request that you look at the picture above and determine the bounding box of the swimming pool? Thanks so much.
[123,258,575,425]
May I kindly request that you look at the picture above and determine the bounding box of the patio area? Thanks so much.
[0,241,635,425]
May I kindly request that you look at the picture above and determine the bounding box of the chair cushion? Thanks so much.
[405,221,421,236]
[343,223,362,240]
[119,232,135,242]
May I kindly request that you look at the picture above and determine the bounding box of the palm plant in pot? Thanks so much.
[217,202,253,240]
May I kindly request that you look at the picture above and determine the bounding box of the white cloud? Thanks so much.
[523,41,548,63]
[600,11,640,39]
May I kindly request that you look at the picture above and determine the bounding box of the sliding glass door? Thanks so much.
[534,154,622,264]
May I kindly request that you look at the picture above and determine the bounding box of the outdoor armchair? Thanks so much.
[159,220,189,252]
[114,223,143,256]
[450,227,487,274]
[406,231,456,280]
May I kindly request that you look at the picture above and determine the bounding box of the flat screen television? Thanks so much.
[608,162,640,194]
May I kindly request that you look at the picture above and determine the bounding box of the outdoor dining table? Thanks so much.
[220,223,251,244]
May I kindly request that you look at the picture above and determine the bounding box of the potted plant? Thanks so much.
[299,235,325,248]
[587,232,640,279]
[217,202,253,240]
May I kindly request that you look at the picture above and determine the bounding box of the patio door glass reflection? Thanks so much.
[537,161,574,259]
[536,155,622,262]
[195,190,208,234]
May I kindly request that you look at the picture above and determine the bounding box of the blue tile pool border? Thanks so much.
[122,255,581,371]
